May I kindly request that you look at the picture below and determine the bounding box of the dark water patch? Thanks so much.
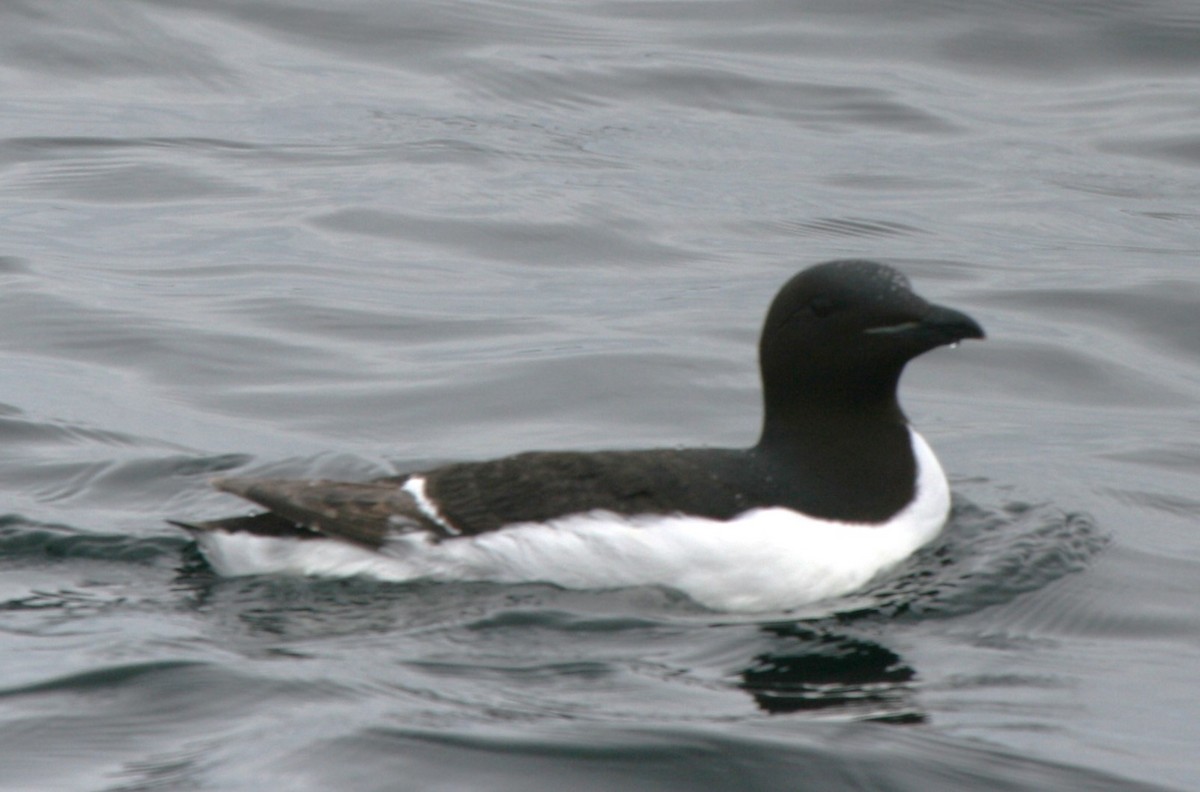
[1102,134,1200,168]
[0,256,29,275]
[1095,15,1200,71]
[936,2,1200,78]
[292,722,1173,792]
[0,516,188,566]
[0,659,207,698]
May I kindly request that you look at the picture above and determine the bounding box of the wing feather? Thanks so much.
[196,477,450,547]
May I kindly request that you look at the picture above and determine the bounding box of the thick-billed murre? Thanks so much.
[174,260,984,612]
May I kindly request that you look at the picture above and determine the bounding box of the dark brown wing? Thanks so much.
[182,476,452,548]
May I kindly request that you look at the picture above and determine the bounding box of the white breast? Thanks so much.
[195,429,950,613]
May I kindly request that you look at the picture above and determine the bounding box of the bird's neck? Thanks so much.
[753,388,916,523]
[757,396,906,454]
[757,368,908,446]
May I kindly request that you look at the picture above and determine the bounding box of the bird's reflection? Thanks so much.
[738,622,923,722]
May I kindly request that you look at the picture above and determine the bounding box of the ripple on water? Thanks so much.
[0,515,189,567]
[0,479,1111,747]
[842,488,1107,622]
[1,474,1105,627]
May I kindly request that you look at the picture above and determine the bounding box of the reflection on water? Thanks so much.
[740,624,920,721]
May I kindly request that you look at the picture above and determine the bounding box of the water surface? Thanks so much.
[2,1,1199,790]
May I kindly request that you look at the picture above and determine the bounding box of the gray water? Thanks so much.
[2,1,1199,790]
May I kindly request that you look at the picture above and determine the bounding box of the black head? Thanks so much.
[758,260,983,438]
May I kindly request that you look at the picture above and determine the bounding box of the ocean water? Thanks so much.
[2,1,1199,789]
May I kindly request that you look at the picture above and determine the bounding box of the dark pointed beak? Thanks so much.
[864,302,985,346]
[920,302,985,343]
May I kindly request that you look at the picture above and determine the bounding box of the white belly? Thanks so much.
[196,430,950,613]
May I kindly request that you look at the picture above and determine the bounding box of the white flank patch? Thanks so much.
[195,429,950,613]
[401,475,459,535]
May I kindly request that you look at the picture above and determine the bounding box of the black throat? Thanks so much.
[754,383,917,524]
